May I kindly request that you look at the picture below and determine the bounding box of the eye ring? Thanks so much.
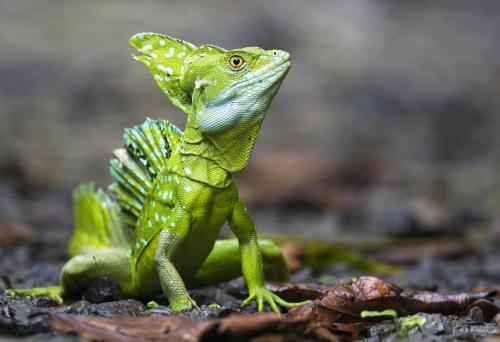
[228,55,245,70]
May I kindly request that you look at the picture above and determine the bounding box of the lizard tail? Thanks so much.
[69,183,133,256]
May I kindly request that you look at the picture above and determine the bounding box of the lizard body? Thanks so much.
[11,33,307,314]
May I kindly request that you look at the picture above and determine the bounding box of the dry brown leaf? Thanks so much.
[281,242,306,273]
[266,281,328,302]
[0,221,34,243]
[473,285,500,297]
[286,276,499,335]
[53,315,215,342]
[52,313,304,342]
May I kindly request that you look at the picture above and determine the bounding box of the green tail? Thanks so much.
[69,118,182,255]
[70,183,132,256]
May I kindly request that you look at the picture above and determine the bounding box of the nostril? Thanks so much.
[273,51,277,55]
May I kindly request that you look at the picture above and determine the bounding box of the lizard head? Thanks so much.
[179,45,290,137]
[130,33,290,171]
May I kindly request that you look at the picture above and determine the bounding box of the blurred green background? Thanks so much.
[1,0,500,239]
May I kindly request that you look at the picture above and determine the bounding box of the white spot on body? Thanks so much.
[148,220,152,228]
[155,212,159,221]
[177,51,186,58]
[184,167,192,175]
[184,185,192,192]
[170,222,176,227]
[157,65,174,75]
[159,39,166,46]
[142,44,153,51]
[164,47,175,58]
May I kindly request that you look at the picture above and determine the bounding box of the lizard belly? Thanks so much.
[172,207,230,286]
[133,205,231,296]
[133,175,238,297]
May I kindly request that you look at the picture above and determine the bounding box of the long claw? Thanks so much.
[241,294,255,308]
[257,296,264,312]
[274,296,311,309]
[242,287,309,315]
[268,297,281,316]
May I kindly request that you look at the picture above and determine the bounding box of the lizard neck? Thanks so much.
[179,109,264,174]
[171,127,233,188]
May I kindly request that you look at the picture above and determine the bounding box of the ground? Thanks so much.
[1,182,499,341]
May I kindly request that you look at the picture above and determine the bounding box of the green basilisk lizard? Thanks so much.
[10,33,308,314]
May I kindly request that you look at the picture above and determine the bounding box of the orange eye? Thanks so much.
[228,55,245,70]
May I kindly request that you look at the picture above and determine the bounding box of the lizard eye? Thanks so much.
[228,55,245,70]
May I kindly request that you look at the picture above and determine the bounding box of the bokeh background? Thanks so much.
[1,0,500,241]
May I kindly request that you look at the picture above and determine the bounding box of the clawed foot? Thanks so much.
[6,286,63,305]
[241,286,310,316]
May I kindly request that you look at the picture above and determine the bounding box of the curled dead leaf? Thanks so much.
[285,276,498,335]
[265,282,328,302]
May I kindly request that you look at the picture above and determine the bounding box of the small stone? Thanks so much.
[466,306,485,324]
[82,277,123,303]
[67,299,146,316]
[469,324,499,337]
[142,306,174,317]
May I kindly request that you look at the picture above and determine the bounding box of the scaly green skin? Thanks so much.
[9,33,309,314]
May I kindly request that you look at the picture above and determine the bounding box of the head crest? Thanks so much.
[130,32,197,114]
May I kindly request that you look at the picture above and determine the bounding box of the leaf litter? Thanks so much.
[37,276,497,341]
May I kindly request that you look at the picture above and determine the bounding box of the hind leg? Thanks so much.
[61,249,133,297]
[191,239,290,288]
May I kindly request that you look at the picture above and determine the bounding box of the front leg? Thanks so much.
[154,208,196,312]
[229,200,310,315]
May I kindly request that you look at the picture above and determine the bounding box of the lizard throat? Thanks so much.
[180,121,262,176]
